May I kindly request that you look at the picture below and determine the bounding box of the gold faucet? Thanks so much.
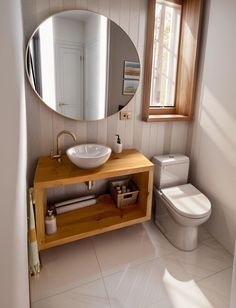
[51,130,77,162]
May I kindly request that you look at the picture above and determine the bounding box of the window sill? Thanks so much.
[143,114,192,122]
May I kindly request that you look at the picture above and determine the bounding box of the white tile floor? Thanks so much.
[31,221,233,308]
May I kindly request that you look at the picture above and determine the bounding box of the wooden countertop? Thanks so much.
[34,149,153,189]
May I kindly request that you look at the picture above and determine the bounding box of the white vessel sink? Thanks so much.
[66,144,112,169]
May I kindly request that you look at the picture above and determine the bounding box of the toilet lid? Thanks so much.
[161,184,211,219]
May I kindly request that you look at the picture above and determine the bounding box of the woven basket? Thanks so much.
[109,179,139,208]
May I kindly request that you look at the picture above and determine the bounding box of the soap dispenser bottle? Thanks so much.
[45,209,57,235]
[113,134,123,153]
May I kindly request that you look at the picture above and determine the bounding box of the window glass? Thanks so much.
[150,1,181,107]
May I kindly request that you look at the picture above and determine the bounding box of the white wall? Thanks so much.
[84,13,105,119]
[22,0,190,186]
[188,0,236,254]
[54,16,84,43]
[84,13,101,43]
[0,0,29,307]
[231,242,236,307]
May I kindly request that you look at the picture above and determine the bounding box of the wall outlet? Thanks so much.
[120,111,131,120]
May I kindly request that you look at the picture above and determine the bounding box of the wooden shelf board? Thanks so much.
[40,195,149,250]
[145,114,192,122]
[34,149,153,189]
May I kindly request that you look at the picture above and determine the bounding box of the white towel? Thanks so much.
[55,195,96,208]
[56,198,97,214]
[28,188,40,275]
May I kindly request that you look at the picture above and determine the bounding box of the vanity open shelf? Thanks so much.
[34,149,153,251]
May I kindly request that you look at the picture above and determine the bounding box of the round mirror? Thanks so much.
[26,10,140,121]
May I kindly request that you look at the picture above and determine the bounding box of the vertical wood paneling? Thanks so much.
[39,106,54,156]
[96,0,109,145]
[49,0,63,13]
[98,0,109,16]
[36,1,54,156]
[106,0,120,148]
[51,113,64,151]
[23,0,191,186]
[163,123,173,154]
[87,121,98,143]
[141,122,151,156]
[109,0,121,24]
[63,119,77,148]
[155,122,165,155]
[86,0,99,143]
[129,0,140,44]
[120,0,130,33]
[22,0,38,39]
[170,122,189,154]
[123,0,140,148]
[63,0,76,9]
[49,0,64,153]
[115,0,128,147]
[133,0,146,151]
[87,0,98,11]
[148,123,159,157]
[76,0,88,10]
[36,0,50,21]
[106,116,119,148]
[26,98,41,184]
[62,0,83,146]
[116,113,126,148]
[97,119,108,145]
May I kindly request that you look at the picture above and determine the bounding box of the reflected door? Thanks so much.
[84,41,101,120]
[55,43,83,119]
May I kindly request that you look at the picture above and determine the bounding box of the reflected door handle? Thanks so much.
[58,102,69,107]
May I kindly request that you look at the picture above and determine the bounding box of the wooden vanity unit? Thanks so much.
[34,149,154,251]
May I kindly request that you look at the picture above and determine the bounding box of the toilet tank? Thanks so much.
[151,154,190,189]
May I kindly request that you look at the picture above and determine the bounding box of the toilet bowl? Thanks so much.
[152,154,211,251]
[154,185,211,251]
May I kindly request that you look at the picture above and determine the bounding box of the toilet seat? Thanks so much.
[161,184,211,219]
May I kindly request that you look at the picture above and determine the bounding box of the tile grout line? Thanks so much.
[31,238,105,305]
[90,236,232,308]
[31,227,176,304]
[90,238,113,308]
[92,250,176,281]
[161,237,234,284]
[31,256,233,306]
[90,236,233,308]
[31,276,103,305]
[31,225,233,305]
[196,265,233,284]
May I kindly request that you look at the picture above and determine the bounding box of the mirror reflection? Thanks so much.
[26,10,140,120]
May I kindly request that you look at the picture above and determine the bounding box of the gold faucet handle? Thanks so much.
[50,150,55,159]
[50,149,62,162]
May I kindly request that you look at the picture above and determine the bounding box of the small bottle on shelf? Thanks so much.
[45,209,57,235]
[113,134,123,153]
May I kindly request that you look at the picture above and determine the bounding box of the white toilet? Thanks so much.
[152,154,211,251]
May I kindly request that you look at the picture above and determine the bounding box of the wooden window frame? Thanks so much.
[142,0,203,122]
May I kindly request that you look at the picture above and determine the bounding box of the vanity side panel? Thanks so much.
[131,167,153,217]
[34,188,47,248]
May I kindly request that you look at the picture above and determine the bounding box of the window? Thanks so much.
[151,2,181,108]
[143,0,203,122]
